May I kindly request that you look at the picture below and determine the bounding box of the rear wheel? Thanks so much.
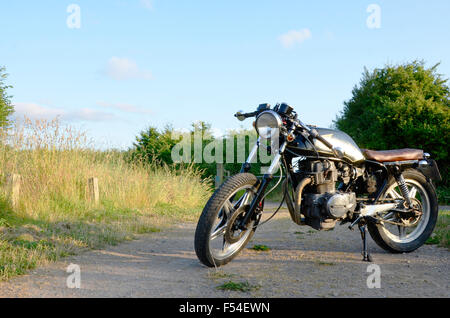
[368,169,438,253]
[194,173,260,267]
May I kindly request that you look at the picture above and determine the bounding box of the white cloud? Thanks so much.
[96,101,152,114]
[140,0,153,10]
[13,102,115,122]
[104,57,152,81]
[74,108,116,122]
[14,102,63,120]
[278,28,312,48]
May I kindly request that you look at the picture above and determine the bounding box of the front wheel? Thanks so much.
[194,173,260,267]
[368,169,438,253]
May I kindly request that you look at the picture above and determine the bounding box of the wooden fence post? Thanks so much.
[87,177,99,206]
[215,163,224,189]
[7,174,21,209]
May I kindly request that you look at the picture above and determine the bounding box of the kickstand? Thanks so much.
[358,223,373,262]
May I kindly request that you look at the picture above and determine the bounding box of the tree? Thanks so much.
[334,61,449,192]
[131,125,179,165]
[0,67,14,128]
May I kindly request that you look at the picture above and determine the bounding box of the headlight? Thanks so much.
[255,110,282,139]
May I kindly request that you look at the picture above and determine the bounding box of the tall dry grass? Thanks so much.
[0,117,211,280]
[0,117,210,221]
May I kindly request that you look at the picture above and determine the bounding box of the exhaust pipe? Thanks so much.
[284,177,312,225]
[294,177,312,214]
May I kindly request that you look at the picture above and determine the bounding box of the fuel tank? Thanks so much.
[289,128,365,164]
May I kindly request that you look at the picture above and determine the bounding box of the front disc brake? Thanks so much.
[224,207,248,244]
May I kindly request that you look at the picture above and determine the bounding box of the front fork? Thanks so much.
[238,140,287,230]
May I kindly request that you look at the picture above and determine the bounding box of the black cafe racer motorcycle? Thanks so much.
[194,103,441,267]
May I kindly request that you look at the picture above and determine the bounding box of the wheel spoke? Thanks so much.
[382,212,395,221]
[388,189,402,199]
[210,224,226,241]
[238,192,251,208]
[398,225,406,238]
[222,240,231,253]
[223,200,234,218]
[408,187,417,199]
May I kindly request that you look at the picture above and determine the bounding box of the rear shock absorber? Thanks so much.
[395,173,412,207]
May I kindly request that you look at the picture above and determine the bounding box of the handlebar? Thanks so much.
[234,111,259,120]
[293,119,336,153]
[235,106,340,157]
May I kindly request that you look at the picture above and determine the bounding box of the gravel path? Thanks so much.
[0,205,448,298]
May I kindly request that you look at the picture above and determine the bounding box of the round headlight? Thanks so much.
[255,111,282,139]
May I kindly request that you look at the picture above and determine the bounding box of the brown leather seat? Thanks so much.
[362,148,424,162]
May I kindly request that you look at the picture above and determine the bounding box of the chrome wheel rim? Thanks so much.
[208,185,256,261]
[380,179,430,244]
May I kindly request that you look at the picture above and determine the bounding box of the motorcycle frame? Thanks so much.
[237,137,440,231]
[227,105,442,263]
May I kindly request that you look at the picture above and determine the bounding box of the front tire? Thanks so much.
[194,173,259,267]
[368,169,438,253]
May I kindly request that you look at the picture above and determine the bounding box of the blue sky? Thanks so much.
[1,0,449,149]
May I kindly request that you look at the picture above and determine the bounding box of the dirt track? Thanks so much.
[0,205,448,298]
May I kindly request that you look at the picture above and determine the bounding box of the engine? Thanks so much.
[297,160,357,230]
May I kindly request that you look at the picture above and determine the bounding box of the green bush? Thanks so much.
[0,67,14,128]
[131,125,180,165]
[334,61,449,202]
[131,124,268,182]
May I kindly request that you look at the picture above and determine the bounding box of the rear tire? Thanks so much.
[368,169,438,253]
[194,173,259,267]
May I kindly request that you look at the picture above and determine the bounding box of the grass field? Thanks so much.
[0,118,211,280]
[426,210,450,249]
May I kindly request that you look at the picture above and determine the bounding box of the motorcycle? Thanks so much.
[194,103,441,267]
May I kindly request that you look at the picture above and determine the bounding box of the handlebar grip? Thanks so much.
[234,111,258,119]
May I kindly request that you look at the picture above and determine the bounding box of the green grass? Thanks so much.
[0,118,211,281]
[216,281,259,292]
[250,244,271,252]
[436,185,450,205]
[0,202,205,281]
[425,210,449,248]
